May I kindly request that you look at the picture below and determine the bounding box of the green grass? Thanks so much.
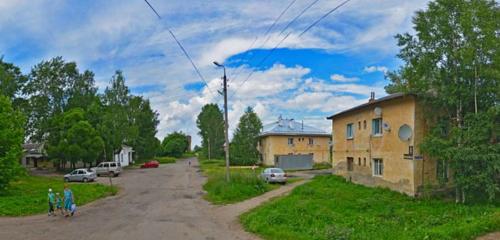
[313,162,332,170]
[241,175,500,240]
[155,156,177,164]
[200,159,280,204]
[0,175,118,216]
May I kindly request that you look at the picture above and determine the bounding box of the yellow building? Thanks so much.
[257,117,331,170]
[327,93,440,196]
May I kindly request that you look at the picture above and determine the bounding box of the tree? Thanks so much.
[127,96,160,161]
[230,107,263,165]
[196,104,225,159]
[0,58,27,109]
[386,0,500,202]
[66,70,98,111]
[161,132,189,158]
[23,57,79,141]
[0,95,25,191]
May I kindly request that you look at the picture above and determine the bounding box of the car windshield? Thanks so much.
[270,169,284,173]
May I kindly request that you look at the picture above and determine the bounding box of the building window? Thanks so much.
[372,159,383,176]
[288,138,294,146]
[358,121,361,130]
[358,157,361,166]
[346,123,354,139]
[436,160,449,182]
[363,157,366,166]
[347,157,354,171]
[363,120,367,129]
[308,138,314,145]
[372,118,383,136]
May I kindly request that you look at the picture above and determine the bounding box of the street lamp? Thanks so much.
[213,61,230,182]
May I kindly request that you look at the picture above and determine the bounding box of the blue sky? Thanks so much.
[0,0,430,145]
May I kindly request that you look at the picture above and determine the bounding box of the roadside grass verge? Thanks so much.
[240,175,500,240]
[0,175,117,216]
[200,159,280,204]
[155,156,177,164]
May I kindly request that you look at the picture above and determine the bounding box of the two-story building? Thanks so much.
[327,93,440,196]
[257,117,331,170]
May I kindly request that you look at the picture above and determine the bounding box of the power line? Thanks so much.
[277,0,321,36]
[230,0,351,99]
[143,0,215,97]
[230,0,298,82]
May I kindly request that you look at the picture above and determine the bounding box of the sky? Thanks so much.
[0,0,431,146]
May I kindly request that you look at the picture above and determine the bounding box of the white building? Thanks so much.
[114,145,134,167]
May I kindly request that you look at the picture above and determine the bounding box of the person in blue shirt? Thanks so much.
[47,188,55,216]
[55,192,63,216]
[63,184,74,217]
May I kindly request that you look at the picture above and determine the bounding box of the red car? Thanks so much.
[141,160,159,168]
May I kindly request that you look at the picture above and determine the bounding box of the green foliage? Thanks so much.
[155,156,177,164]
[230,107,263,165]
[200,159,278,204]
[161,132,189,158]
[0,58,27,109]
[0,95,25,192]
[0,175,117,216]
[386,0,500,202]
[196,104,225,159]
[241,175,500,240]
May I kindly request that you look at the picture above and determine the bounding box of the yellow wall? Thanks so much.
[258,135,331,166]
[331,95,435,196]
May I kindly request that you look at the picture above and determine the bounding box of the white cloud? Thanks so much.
[330,74,359,82]
[364,65,388,73]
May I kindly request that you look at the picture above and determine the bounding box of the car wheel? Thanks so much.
[97,174,100,177]
[83,178,88,183]
[114,173,119,177]
[64,178,70,182]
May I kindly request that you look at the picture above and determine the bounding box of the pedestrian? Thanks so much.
[63,184,74,217]
[47,188,55,216]
[188,159,191,167]
[55,192,63,216]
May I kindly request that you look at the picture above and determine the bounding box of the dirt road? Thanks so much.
[0,158,259,240]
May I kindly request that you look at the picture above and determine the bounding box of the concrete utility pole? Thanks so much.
[214,61,230,182]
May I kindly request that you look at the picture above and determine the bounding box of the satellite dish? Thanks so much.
[398,124,413,141]
[374,107,382,116]
[383,122,391,131]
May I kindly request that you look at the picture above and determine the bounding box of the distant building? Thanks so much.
[257,117,331,170]
[327,92,442,196]
[113,145,134,167]
[21,143,49,168]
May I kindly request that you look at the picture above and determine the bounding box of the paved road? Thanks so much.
[0,158,257,240]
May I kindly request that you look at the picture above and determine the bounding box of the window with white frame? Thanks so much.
[346,123,354,139]
[288,137,294,146]
[372,159,383,176]
[372,118,383,136]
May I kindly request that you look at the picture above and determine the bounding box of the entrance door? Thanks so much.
[347,157,354,171]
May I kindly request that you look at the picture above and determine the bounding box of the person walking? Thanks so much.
[63,184,74,217]
[47,188,55,216]
[55,192,63,216]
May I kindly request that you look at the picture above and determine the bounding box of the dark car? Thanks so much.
[141,160,159,168]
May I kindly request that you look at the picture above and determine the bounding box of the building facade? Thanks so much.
[114,145,134,167]
[257,117,331,169]
[327,93,440,196]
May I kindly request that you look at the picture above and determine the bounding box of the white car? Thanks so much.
[261,168,287,183]
[92,162,122,177]
[64,169,96,182]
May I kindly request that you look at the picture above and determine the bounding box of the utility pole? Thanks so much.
[214,61,230,182]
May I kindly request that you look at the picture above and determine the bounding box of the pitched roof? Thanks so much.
[259,118,330,137]
[326,93,412,120]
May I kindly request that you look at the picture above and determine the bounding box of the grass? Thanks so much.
[313,162,332,170]
[155,156,177,164]
[241,175,500,240]
[200,159,280,204]
[0,175,118,216]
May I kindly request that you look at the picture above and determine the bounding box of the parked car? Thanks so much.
[64,168,96,182]
[141,160,159,168]
[261,168,287,183]
[92,162,122,177]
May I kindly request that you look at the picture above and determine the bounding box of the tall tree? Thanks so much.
[196,104,225,159]
[66,70,98,111]
[386,0,499,202]
[161,132,189,158]
[0,95,25,192]
[0,58,27,109]
[100,70,132,161]
[23,57,79,141]
[128,96,160,161]
[230,107,263,165]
